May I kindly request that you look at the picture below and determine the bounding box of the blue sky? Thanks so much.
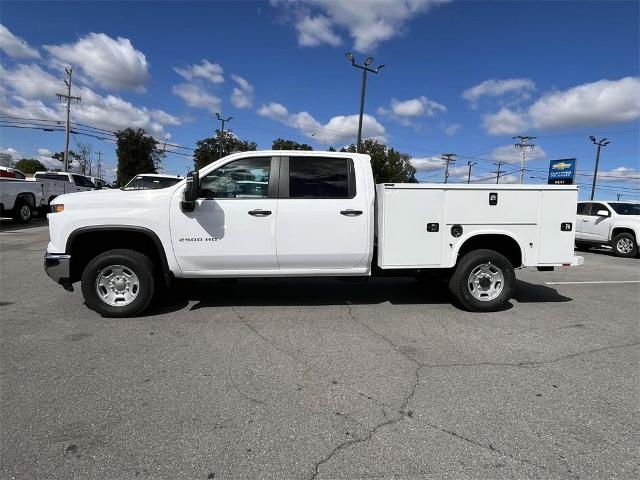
[1,0,639,199]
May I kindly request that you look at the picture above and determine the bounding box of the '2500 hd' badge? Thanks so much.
[179,237,219,242]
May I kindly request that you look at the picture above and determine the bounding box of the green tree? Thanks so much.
[193,129,257,170]
[115,128,160,185]
[341,139,417,183]
[52,150,80,168]
[271,138,313,151]
[14,158,46,174]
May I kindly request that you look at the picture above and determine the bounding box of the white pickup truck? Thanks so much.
[0,177,45,223]
[44,151,583,317]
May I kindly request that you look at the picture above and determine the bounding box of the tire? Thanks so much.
[448,249,515,312]
[81,249,156,317]
[12,198,32,223]
[612,232,638,258]
[575,242,591,252]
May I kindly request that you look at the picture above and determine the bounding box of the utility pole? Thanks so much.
[513,135,537,184]
[345,53,385,152]
[56,67,81,172]
[617,193,623,201]
[215,112,233,158]
[494,162,503,184]
[589,136,611,201]
[95,152,102,178]
[466,161,476,184]
[442,153,457,184]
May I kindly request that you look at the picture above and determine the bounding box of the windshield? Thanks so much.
[124,176,181,190]
[608,203,640,215]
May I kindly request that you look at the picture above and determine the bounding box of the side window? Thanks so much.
[200,157,271,198]
[576,203,588,215]
[72,175,95,188]
[13,171,26,179]
[288,157,355,199]
[590,203,609,216]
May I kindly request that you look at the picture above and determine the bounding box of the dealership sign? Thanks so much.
[548,158,576,185]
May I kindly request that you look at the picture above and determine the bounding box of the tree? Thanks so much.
[14,158,46,174]
[341,139,417,183]
[115,128,161,185]
[271,138,313,151]
[75,142,93,175]
[193,129,257,170]
[52,150,80,169]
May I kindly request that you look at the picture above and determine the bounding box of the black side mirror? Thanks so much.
[181,170,200,212]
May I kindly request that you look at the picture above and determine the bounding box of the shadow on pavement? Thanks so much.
[142,277,572,316]
[0,217,48,232]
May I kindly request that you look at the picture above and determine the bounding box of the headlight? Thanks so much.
[51,204,64,213]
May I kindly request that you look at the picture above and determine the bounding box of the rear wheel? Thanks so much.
[12,199,32,223]
[612,232,638,258]
[81,249,156,317]
[449,249,515,312]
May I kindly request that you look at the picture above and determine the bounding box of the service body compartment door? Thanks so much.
[378,187,444,267]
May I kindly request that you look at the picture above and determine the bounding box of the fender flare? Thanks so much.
[450,229,527,267]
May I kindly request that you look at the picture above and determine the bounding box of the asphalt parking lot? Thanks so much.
[1,221,638,480]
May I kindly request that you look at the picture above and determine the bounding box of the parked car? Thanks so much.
[0,166,27,179]
[44,150,582,317]
[0,177,44,223]
[89,176,114,189]
[123,173,182,190]
[576,201,640,257]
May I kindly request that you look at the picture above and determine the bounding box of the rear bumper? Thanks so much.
[570,255,584,266]
[44,253,71,285]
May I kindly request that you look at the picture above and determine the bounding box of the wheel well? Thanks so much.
[67,228,170,283]
[15,192,36,208]
[457,234,523,267]
[612,227,636,241]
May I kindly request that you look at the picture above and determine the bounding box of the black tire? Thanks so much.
[612,232,638,258]
[12,198,32,223]
[448,249,515,312]
[575,242,591,252]
[81,249,156,317]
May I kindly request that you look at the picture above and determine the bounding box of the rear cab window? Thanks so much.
[286,156,356,199]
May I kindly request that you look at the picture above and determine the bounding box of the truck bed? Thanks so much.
[376,183,579,269]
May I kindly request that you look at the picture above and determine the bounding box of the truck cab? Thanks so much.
[44,150,582,317]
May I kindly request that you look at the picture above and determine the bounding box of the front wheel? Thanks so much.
[449,249,515,312]
[12,199,32,223]
[612,232,638,258]
[81,249,156,317]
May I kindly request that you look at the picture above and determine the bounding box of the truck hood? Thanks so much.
[52,186,178,207]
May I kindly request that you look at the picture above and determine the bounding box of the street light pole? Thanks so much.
[589,136,611,201]
[467,161,476,184]
[345,53,385,153]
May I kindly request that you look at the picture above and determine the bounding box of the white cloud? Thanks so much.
[37,148,52,156]
[482,108,529,136]
[379,96,446,118]
[44,33,149,91]
[277,0,448,52]
[257,101,385,144]
[410,156,444,172]
[0,24,40,59]
[172,83,221,114]
[174,60,224,84]
[230,74,254,109]
[529,77,640,129]
[443,123,462,136]
[0,147,24,161]
[296,15,341,47]
[463,78,535,108]
[491,144,546,164]
[587,166,640,184]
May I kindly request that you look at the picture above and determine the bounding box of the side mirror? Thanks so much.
[596,209,609,217]
[181,170,200,212]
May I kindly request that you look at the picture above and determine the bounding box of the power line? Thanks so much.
[441,153,457,184]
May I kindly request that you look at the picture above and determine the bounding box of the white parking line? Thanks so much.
[545,280,640,285]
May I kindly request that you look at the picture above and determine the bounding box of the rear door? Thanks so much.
[275,156,369,270]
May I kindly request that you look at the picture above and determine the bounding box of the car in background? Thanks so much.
[89,176,114,189]
[123,173,182,190]
[0,166,27,179]
[34,171,97,192]
[576,201,640,257]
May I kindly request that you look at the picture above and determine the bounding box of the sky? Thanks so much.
[0,0,639,200]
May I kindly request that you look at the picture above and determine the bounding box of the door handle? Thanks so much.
[248,209,272,217]
[340,209,363,216]
[582,218,589,222]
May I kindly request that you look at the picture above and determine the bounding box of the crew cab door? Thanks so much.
[275,156,369,270]
[580,202,611,242]
[170,156,279,273]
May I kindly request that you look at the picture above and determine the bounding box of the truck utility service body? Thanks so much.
[45,151,582,316]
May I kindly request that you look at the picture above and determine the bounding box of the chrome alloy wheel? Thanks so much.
[19,205,30,221]
[95,265,140,307]
[467,262,504,301]
[616,238,634,254]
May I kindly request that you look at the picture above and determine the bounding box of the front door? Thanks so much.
[275,156,370,270]
[170,156,279,274]
[580,202,611,242]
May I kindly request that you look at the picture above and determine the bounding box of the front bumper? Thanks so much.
[44,253,72,287]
